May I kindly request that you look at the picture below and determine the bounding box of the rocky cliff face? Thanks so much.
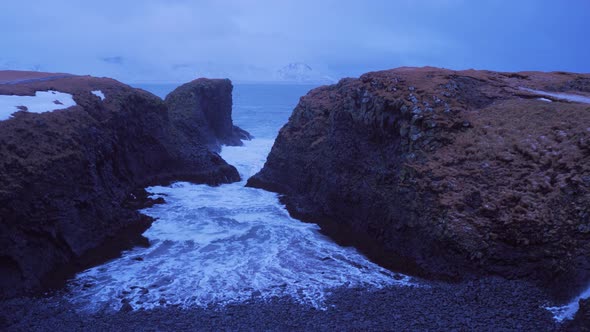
[567,298,590,331]
[248,67,590,297]
[0,72,241,298]
[165,78,251,152]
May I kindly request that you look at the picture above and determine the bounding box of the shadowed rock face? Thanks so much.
[0,72,240,298]
[165,78,251,152]
[248,67,590,298]
[567,298,590,331]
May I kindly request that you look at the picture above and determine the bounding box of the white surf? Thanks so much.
[65,139,414,312]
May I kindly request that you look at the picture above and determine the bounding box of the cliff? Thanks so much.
[165,78,251,152]
[567,298,590,331]
[248,67,590,297]
[0,72,241,298]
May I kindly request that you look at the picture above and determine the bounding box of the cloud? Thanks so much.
[1,0,589,82]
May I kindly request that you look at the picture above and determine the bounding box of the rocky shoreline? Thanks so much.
[0,277,565,331]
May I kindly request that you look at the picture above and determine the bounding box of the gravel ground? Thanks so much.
[0,276,569,331]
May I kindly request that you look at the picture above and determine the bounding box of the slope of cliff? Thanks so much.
[0,72,240,298]
[566,298,590,331]
[165,78,251,152]
[248,67,590,297]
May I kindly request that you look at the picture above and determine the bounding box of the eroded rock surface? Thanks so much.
[165,78,251,152]
[567,298,590,331]
[0,72,240,298]
[248,67,590,297]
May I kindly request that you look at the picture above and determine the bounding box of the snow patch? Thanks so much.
[0,90,77,120]
[521,87,590,104]
[91,90,105,100]
[538,98,552,102]
[275,63,336,83]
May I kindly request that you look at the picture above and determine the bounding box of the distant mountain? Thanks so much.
[0,59,339,84]
[276,63,335,83]
[0,60,43,72]
[100,56,125,65]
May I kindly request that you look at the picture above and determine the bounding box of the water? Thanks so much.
[546,286,590,322]
[134,83,314,139]
[64,84,414,312]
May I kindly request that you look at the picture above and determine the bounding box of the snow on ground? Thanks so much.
[521,87,590,104]
[0,90,76,120]
[91,90,105,100]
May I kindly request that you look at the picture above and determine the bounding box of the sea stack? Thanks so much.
[165,78,252,152]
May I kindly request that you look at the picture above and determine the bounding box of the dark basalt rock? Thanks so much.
[247,67,590,298]
[165,78,252,152]
[0,72,241,298]
[566,298,590,331]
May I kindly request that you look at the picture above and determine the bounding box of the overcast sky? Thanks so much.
[1,0,589,83]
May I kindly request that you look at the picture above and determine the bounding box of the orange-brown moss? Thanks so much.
[249,67,590,296]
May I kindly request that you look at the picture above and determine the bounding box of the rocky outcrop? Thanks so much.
[248,67,590,297]
[0,72,241,298]
[165,78,251,152]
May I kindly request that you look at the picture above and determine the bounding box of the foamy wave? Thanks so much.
[65,139,414,312]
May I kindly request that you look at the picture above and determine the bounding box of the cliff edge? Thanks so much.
[165,78,252,152]
[248,67,590,298]
[0,72,241,298]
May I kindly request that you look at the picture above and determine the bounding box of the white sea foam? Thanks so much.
[91,90,105,100]
[546,286,590,322]
[0,90,76,120]
[65,139,414,312]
